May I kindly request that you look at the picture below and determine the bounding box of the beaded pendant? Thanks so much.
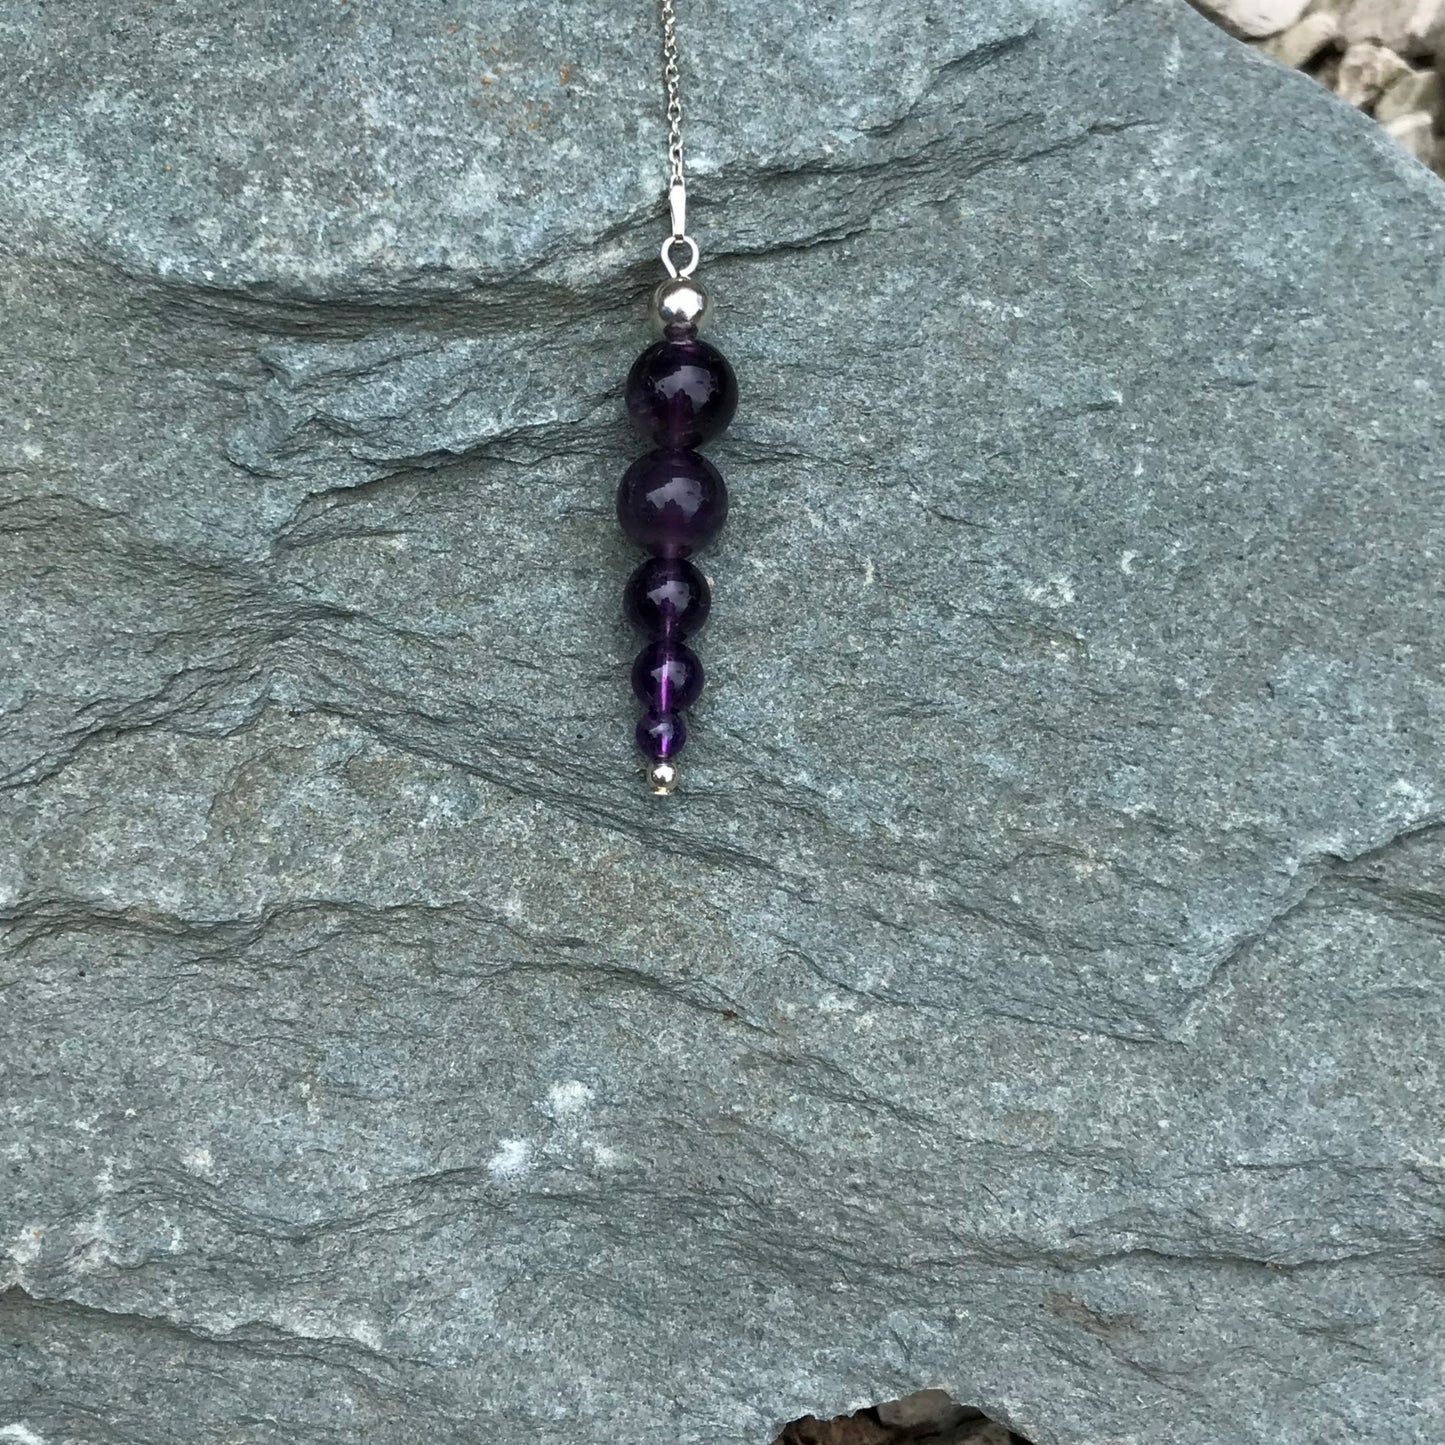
[617,0,737,795]
[617,275,737,795]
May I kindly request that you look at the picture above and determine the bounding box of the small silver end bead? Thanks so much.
[646,760,679,795]
[652,276,710,332]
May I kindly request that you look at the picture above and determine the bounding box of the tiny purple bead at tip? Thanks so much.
[631,639,705,714]
[616,448,728,558]
[623,556,711,639]
[636,709,687,760]
[625,328,739,449]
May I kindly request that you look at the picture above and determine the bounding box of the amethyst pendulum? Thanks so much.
[619,1,739,795]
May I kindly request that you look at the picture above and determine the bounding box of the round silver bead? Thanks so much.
[652,276,710,332]
[646,760,679,795]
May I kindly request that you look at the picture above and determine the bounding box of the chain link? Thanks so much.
[660,0,684,194]
[656,0,698,276]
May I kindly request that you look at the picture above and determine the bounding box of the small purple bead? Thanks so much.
[616,449,728,558]
[626,330,739,449]
[623,556,711,639]
[636,709,686,760]
[631,639,704,713]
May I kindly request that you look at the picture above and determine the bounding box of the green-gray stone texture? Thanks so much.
[2,2,1442,1441]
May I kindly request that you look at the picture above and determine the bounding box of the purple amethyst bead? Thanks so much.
[623,556,711,640]
[636,709,686,760]
[631,639,704,713]
[616,449,728,558]
[626,330,738,449]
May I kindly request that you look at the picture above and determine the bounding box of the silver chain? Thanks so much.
[658,0,698,278]
[661,0,684,193]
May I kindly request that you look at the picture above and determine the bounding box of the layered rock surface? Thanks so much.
[2,2,1443,1442]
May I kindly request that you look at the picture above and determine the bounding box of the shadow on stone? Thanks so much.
[774,1389,1033,1444]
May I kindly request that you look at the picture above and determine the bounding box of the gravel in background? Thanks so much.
[1195,0,1445,171]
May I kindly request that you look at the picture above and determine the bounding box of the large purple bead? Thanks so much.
[631,639,704,712]
[616,449,728,557]
[626,330,738,448]
[623,557,711,639]
[636,709,686,760]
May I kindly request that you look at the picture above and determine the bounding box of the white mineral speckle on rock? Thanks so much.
[544,1080,594,1118]
[0,1425,48,1445]
[486,1139,533,1181]
[1026,576,1076,607]
[5,1229,42,1266]
[348,1321,385,1352]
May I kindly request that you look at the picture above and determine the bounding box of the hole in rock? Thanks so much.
[773,1389,1034,1444]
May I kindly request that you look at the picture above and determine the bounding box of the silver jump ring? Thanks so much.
[661,234,699,279]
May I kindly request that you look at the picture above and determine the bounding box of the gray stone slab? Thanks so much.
[1,1,1442,1442]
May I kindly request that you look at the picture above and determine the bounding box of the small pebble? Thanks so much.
[1334,40,1414,105]
[1338,0,1442,55]
[876,1389,983,1432]
[1383,107,1437,159]
[1194,0,1313,39]
[1264,10,1342,65]
[1374,64,1443,121]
